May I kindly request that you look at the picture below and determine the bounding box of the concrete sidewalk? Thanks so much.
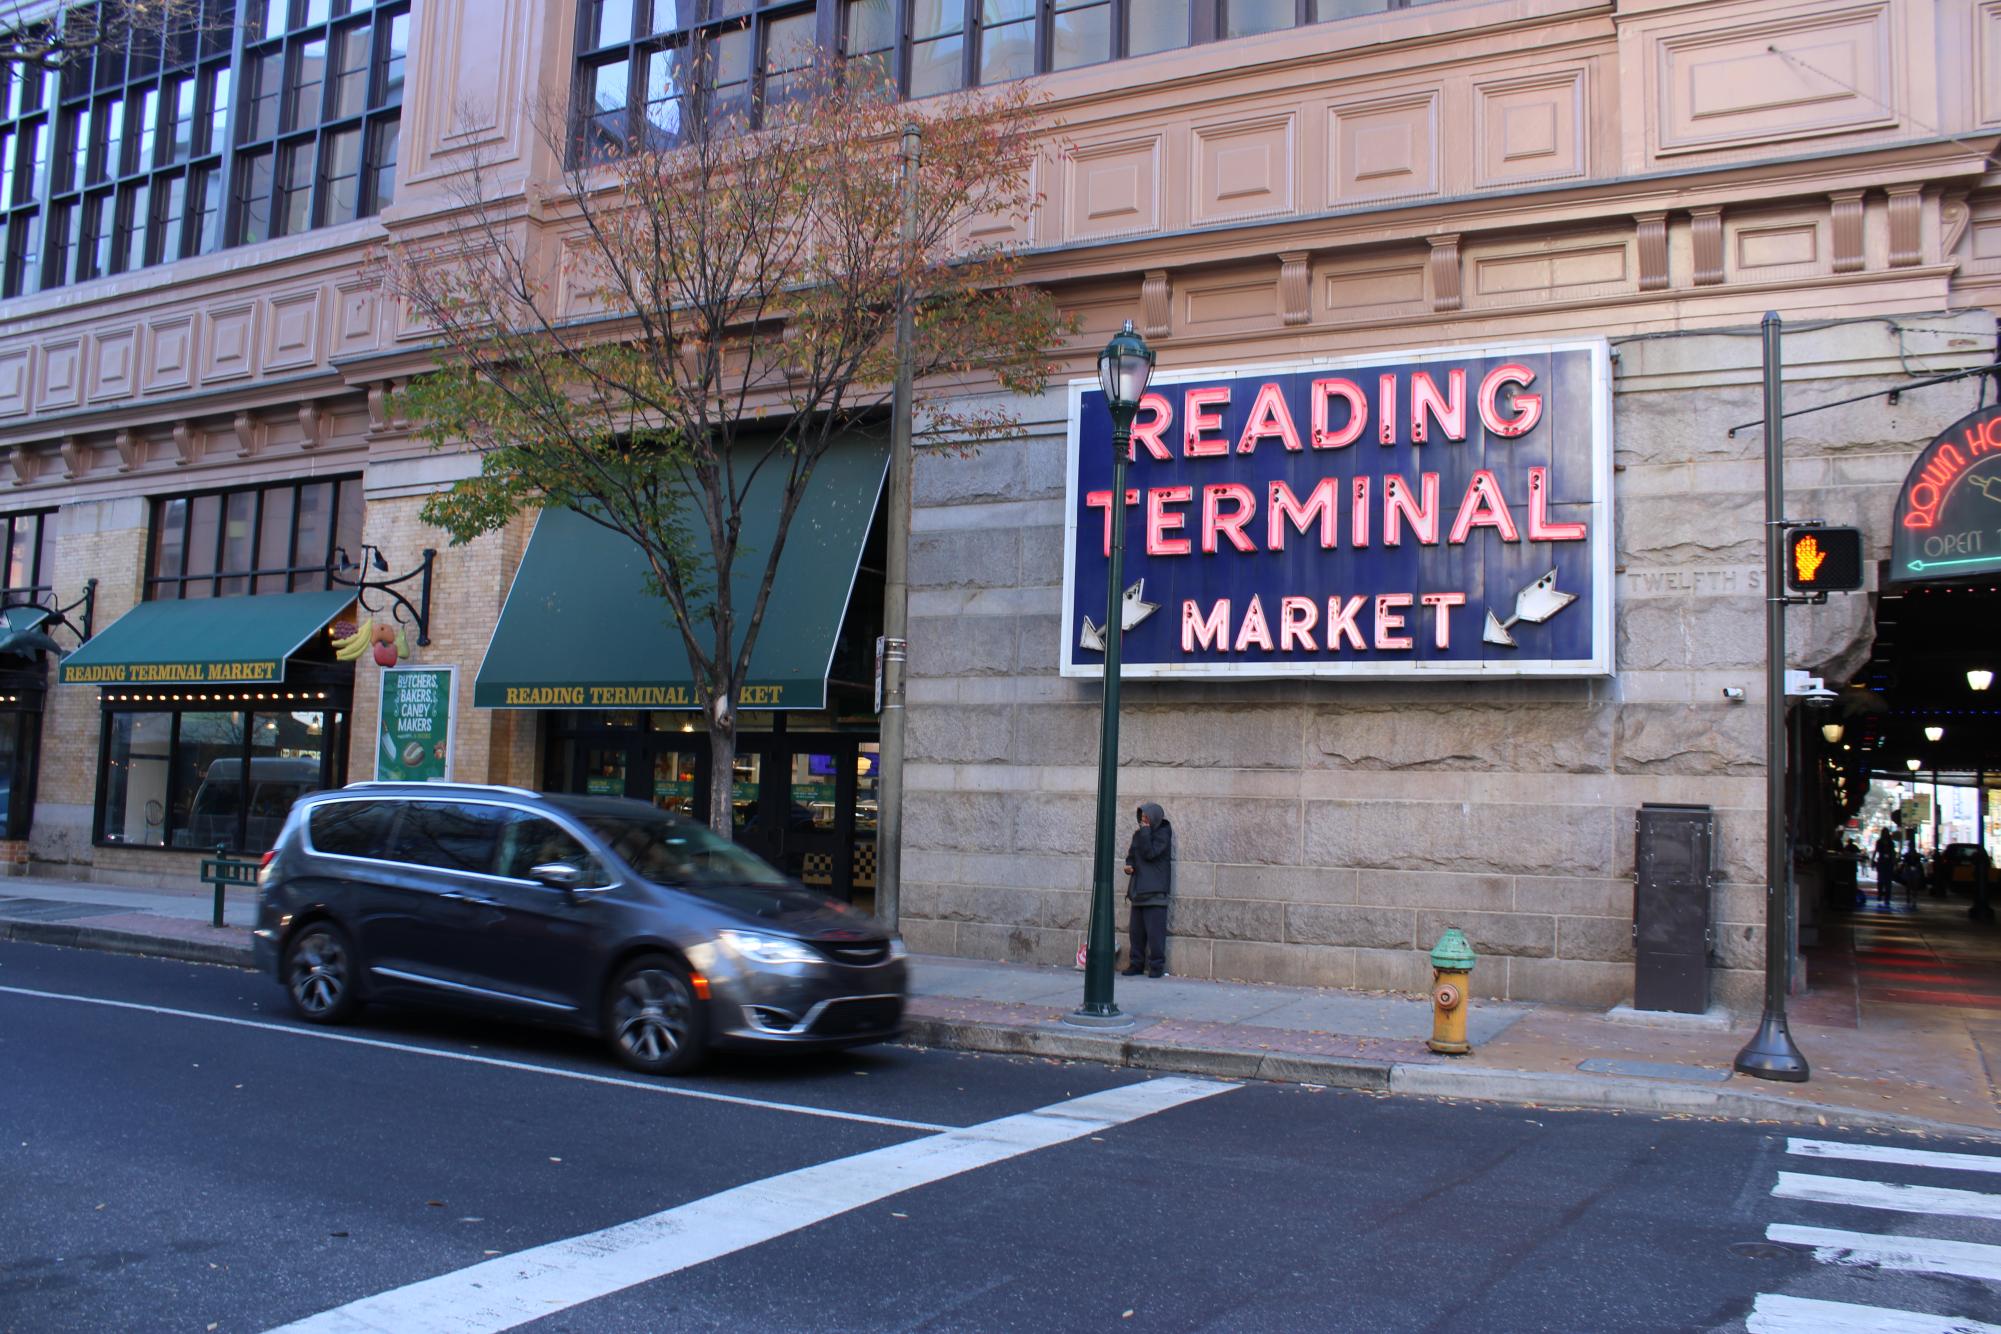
[4,872,1996,1140]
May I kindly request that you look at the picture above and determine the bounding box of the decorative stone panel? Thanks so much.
[1887,184,1923,267]
[203,303,258,382]
[1829,191,1865,274]
[145,315,195,394]
[1321,262,1426,325]
[0,349,28,417]
[1635,212,1668,291]
[264,288,324,372]
[39,337,83,411]
[1064,136,1162,242]
[1327,91,1438,207]
[1475,69,1586,187]
[1650,4,1897,156]
[1192,112,1295,225]
[88,327,138,402]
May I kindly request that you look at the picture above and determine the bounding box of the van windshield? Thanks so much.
[569,807,790,890]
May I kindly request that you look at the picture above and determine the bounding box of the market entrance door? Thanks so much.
[732,734,879,911]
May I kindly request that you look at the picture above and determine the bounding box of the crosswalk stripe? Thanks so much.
[1789,1139,2001,1176]
[261,1075,1235,1334]
[1748,1294,2001,1333]
[1775,1172,2001,1222]
[1768,1223,2001,1282]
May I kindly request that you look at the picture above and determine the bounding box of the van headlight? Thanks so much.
[888,936,908,960]
[717,929,821,966]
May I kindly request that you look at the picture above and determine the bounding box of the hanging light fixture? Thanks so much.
[1972,669,1995,692]
[1926,725,1945,742]
[1821,722,1844,743]
[1908,758,1924,771]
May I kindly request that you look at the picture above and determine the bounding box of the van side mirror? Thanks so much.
[530,862,584,891]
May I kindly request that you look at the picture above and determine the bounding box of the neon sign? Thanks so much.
[1060,339,1614,680]
[1891,403,2001,582]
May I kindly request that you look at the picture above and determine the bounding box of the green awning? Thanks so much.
[477,437,887,711]
[59,589,357,687]
[0,605,58,656]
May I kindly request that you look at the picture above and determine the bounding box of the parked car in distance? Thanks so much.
[251,783,907,1074]
[1933,842,1995,893]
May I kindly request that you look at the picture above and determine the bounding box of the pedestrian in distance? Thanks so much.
[1874,825,1899,906]
[1121,802,1174,978]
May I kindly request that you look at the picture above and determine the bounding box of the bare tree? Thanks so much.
[389,73,1067,837]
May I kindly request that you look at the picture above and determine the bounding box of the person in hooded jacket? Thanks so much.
[1122,802,1174,978]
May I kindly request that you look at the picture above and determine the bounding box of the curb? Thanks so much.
[901,1015,1392,1089]
[905,1014,2001,1143]
[10,919,1998,1143]
[0,919,257,971]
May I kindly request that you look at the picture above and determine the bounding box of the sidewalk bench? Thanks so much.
[199,846,260,928]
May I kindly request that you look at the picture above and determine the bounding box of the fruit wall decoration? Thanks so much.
[331,617,411,667]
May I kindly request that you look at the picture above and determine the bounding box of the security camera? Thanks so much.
[1722,687,1746,701]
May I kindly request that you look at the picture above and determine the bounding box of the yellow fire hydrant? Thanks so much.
[1427,927,1477,1055]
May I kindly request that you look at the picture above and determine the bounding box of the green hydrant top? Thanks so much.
[1430,927,1477,973]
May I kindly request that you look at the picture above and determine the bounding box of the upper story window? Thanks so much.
[574,0,819,159]
[0,510,57,607]
[567,0,1455,145]
[838,0,1451,95]
[146,475,364,601]
[232,0,407,247]
[0,0,407,301]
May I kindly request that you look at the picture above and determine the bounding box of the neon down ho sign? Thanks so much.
[1059,338,1614,680]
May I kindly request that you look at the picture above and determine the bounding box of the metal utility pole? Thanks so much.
[874,123,921,932]
[1736,311,1811,1082]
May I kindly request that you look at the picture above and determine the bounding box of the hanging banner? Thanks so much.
[1890,402,2001,583]
[376,665,456,782]
[1060,338,1614,680]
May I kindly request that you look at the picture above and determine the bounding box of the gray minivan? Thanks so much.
[251,782,906,1074]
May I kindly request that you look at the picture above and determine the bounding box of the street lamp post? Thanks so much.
[1069,320,1154,1029]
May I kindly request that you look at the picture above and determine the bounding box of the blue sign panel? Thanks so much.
[1060,339,1613,680]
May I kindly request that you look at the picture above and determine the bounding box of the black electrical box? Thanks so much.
[1633,803,1715,1014]
[1785,526,1865,593]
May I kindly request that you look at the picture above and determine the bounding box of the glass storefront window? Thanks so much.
[730,751,761,834]
[583,746,626,796]
[101,712,173,845]
[855,743,879,834]
[99,707,338,851]
[651,749,695,815]
[248,710,325,849]
[791,752,839,831]
[169,711,246,849]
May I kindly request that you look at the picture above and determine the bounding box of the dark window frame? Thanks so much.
[143,474,364,602]
[571,0,825,163]
[91,698,349,854]
[0,0,408,299]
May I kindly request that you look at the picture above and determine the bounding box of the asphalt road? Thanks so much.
[5,939,2001,1334]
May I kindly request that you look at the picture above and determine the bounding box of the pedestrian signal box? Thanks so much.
[1785,526,1864,593]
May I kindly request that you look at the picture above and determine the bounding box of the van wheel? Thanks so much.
[606,955,706,1076]
[284,921,361,1025]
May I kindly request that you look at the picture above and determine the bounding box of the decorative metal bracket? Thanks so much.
[52,578,96,643]
[329,546,435,647]
[0,577,97,648]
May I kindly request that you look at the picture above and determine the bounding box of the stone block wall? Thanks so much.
[896,314,1995,1010]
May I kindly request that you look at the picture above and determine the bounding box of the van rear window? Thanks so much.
[308,801,395,858]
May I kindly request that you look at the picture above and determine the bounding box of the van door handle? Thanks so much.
[438,891,497,905]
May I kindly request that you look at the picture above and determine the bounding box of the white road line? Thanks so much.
[1768,1223,2001,1283]
[1774,1171,2001,1223]
[1789,1139,2001,1176]
[0,983,949,1133]
[1748,1293,2001,1333]
[262,1075,1233,1334]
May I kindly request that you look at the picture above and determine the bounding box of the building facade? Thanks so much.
[2,0,1998,1008]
